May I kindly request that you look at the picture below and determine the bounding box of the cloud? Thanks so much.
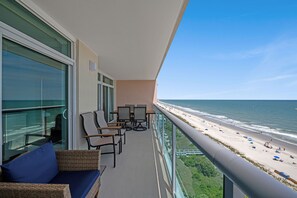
[213,37,297,62]
[213,48,266,60]
[248,74,297,84]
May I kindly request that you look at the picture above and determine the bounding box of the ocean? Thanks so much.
[161,100,297,145]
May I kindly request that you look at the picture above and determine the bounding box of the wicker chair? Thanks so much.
[0,150,101,198]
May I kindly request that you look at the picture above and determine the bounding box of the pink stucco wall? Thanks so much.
[116,80,157,110]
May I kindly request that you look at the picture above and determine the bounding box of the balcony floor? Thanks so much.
[99,128,171,198]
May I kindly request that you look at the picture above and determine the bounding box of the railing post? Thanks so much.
[162,115,165,155]
[223,175,233,198]
[224,175,246,198]
[172,124,176,197]
[155,113,157,129]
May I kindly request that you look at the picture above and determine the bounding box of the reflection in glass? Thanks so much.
[2,39,68,162]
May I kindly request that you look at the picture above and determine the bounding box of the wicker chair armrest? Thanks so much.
[0,182,70,198]
[56,150,101,171]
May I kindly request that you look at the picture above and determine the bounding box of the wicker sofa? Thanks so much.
[0,143,101,198]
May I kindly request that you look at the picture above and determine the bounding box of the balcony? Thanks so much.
[1,1,297,197]
[99,104,296,198]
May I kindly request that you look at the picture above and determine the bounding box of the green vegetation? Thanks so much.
[176,129,223,198]
[177,155,223,198]
[157,112,224,197]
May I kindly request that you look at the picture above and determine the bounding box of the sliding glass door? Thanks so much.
[98,73,114,121]
[2,38,68,162]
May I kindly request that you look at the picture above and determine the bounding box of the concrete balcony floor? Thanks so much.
[99,128,171,198]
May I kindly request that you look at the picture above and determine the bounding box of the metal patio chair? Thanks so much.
[95,110,127,144]
[81,112,122,168]
[117,106,133,131]
[133,107,147,131]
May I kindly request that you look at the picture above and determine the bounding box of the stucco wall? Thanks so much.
[116,80,157,110]
[76,40,98,149]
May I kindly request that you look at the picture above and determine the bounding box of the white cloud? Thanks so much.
[248,74,297,84]
[213,37,297,62]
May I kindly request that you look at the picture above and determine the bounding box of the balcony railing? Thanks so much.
[153,103,297,198]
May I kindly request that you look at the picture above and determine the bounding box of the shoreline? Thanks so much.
[192,111,297,153]
[166,102,297,151]
[158,102,297,189]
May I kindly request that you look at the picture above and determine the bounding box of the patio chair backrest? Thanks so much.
[118,106,130,120]
[136,104,147,107]
[134,107,146,120]
[125,104,134,112]
[81,112,100,146]
[94,110,111,134]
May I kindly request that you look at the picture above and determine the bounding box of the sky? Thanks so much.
[157,0,297,100]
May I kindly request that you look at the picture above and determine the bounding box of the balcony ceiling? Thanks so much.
[25,0,187,80]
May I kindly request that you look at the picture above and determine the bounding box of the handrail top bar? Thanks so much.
[154,103,297,198]
[3,105,65,112]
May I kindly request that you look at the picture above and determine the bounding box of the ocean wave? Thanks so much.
[161,102,297,142]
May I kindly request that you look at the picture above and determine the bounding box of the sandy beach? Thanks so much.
[158,103,297,188]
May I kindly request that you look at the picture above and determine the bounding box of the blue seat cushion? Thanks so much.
[1,142,58,183]
[49,170,100,198]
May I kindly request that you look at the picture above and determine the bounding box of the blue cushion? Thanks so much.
[1,142,58,183]
[49,170,100,198]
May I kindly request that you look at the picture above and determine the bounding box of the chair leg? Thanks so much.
[120,138,123,153]
[119,139,122,154]
[124,133,126,144]
[113,143,116,168]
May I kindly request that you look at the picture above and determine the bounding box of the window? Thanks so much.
[103,76,113,86]
[0,0,71,57]
[1,1,74,163]
[98,74,114,121]
[2,39,69,162]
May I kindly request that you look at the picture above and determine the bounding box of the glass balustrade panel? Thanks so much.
[175,128,223,198]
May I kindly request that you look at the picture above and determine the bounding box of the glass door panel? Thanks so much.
[103,86,109,121]
[98,84,102,110]
[109,87,114,121]
[2,38,68,162]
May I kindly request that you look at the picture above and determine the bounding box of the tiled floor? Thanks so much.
[99,129,172,198]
